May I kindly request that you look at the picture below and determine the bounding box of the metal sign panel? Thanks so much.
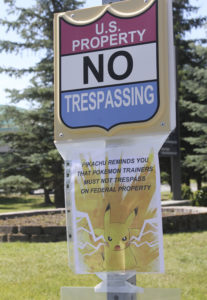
[54,0,176,141]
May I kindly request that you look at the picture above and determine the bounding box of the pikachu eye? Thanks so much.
[108,236,112,241]
[122,236,127,241]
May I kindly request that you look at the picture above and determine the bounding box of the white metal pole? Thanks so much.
[101,3,137,300]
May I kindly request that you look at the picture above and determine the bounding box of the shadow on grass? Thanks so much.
[29,201,55,209]
[0,194,55,211]
[0,195,28,205]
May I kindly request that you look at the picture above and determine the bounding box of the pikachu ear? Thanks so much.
[104,204,111,228]
[126,207,138,228]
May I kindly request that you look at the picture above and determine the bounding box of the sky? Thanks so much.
[0,0,206,108]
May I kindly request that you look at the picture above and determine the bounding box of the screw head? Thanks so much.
[59,132,63,137]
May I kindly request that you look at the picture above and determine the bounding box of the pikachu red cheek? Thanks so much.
[114,245,121,251]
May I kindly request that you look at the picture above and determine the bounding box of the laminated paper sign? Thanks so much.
[66,144,164,274]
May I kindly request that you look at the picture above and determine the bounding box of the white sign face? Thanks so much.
[59,2,159,131]
[61,44,157,91]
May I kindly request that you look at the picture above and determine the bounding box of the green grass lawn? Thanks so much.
[0,194,56,213]
[0,231,206,300]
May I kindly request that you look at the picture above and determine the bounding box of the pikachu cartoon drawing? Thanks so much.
[96,204,138,271]
[75,152,160,273]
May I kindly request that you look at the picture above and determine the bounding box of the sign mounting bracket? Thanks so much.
[102,0,124,3]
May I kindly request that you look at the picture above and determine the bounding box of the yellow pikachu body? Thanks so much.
[103,205,137,271]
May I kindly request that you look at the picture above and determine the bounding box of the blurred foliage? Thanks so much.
[0,175,36,194]
[193,186,207,207]
[181,183,193,200]
[0,0,84,207]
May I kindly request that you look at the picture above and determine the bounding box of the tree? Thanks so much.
[0,105,60,203]
[159,0,207,188]
[182,44,207,182]
[0,0,83,207]
[173,0,207,187]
